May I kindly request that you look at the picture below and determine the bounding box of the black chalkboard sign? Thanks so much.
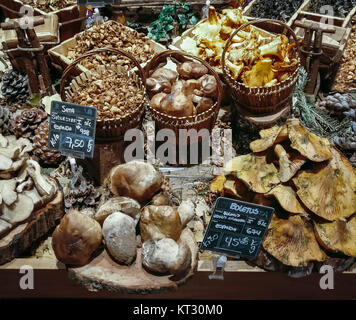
[77,0,113,5]
[48,101,97,159]
[200,197,274,260]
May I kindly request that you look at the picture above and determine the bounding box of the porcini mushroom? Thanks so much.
[263,215,326,267]
[250,125,288,153]
[293,148,356,221]
[314,215,356,257]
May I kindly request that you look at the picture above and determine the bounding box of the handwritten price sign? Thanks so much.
[200,197,274,260]
[49,101,97,159]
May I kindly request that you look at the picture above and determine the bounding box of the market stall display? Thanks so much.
[211,118,356,274]
[144,50,222,133]
[49,20,166,73]
[52,160,198,293]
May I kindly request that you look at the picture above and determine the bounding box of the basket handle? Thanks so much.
[221,19,301,81]
[143,50,223,112]
[60,47,144,100]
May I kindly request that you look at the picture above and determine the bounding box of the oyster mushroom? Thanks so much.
[0,179,17,206]
[293,148,356,221]
[0,154,13,171]
[263,215,326,267]
[314,215,356,257]
[224,154,280,193]
[266,185,307,215]
[287,119,332,162]
[26,160,56,197]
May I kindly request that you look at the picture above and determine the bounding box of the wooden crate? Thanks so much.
[242,0,308,29]
[48,22,167,74]
[293,0,356,28]
[0,0,86,41]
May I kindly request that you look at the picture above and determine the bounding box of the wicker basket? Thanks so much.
[221,19,301,116]
[60,47,147,142]
[144,50,223,135]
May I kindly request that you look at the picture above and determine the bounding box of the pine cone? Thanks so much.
[12,108,48,139]
[32,120,64,165]
[0,105,14,135]
[65,183,102,213]
[1,70,29,103]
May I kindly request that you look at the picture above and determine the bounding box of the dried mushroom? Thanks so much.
[67,21,155,70]
[293,148,356,221]
[287,119,332,162]
[225,154,280,193]
[69,68,145,121]
[209,174,226,193]
[177,61,208,79]
[314,215,356,257]
[266,185,307,215]
[263,215,326,267]
[1,194,34,225]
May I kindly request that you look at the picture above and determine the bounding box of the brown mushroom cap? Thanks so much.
[224,154,280,193]
[52,210,102,266]
[266,185,307,215]
[287,119,332,162]
[263,215,326,267]
[314,215,356,257]
[293,148,356,221]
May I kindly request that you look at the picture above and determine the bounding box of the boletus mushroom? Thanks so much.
[314,215,356,257]
[263,215,326,267]
[293,148,356,221]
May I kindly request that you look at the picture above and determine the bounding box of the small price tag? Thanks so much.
[200,197,274,260]
[48,101,97,159]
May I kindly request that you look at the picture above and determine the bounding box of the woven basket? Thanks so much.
[221,19,301,116]
[60,47,147,142]
[144,50,223,135]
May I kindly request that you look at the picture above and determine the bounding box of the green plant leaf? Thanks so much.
[29,93,41,107]
[162,5,174,15]
[165,24,174,32]
[189,15,199,25]
[178,14,187,25]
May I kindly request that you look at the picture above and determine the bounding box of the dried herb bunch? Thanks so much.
[70,68,145,120]
[22,0,76,12]
[249,0,303,22]
[67,21,155,70]
[309,0,356,18]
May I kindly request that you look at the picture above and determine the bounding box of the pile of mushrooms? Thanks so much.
[0,134,58,238]
[146,58,218,117]
[52,160,195,277]
[211,119,356,274]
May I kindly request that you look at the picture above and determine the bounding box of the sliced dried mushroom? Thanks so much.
[287,119,332,162]
[314,216,356,257]
[0,154,13,171]
[293,148,356,221]
[1,194,34,225]
[266,185,307,215]
[274,144,305,182]
[0,219,12,237]
[209,174,226,193]
[225,154,280,193]
[26,160,57,197]
[263,215,326,267]
[0,179,17,206]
